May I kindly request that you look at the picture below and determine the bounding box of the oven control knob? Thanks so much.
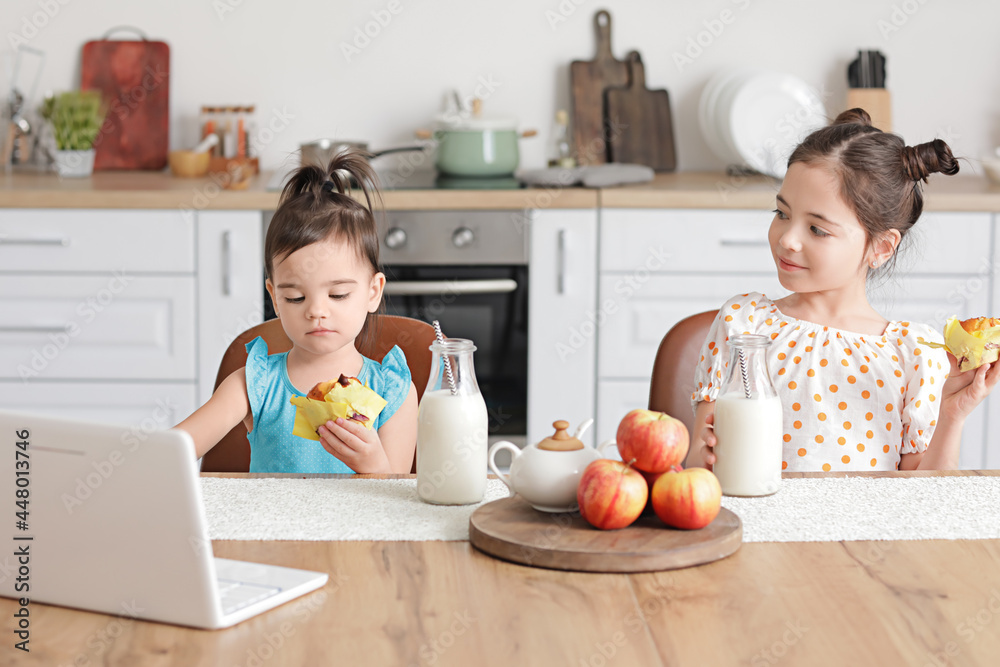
[452,227,475,248]
[384,227,407,250]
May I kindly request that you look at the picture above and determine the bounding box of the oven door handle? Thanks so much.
[384,279,518,296]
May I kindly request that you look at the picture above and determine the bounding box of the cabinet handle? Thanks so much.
[0,325,66,333]
[0,237,70,246]
[221,230,232,296]
[719,239,769,247]
[556,229,566,295]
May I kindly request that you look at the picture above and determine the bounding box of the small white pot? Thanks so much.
[54,149,95,178]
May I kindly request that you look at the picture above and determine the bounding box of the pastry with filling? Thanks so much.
[919,316,1000,372]
[289,374,388,439]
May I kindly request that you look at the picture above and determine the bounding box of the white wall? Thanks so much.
[6,0,1000,173]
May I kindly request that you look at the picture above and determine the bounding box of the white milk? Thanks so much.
[416,389,489,505]
[713,391,783,497]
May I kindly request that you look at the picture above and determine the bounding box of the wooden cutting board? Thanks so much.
[81,28,170,170]
[604,51,677,172]
[570,10,629,166]
[469,496,741,573]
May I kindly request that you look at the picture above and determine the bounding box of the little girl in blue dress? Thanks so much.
[177,150,416,473]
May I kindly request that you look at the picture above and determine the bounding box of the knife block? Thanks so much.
[846,89,892,132]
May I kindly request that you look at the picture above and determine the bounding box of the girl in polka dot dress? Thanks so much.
[688,109,1000,472]
[177,150,417,473]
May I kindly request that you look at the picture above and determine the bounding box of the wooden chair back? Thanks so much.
[647,310,718,436]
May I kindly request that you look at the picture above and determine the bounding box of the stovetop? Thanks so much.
[267,167,524,192]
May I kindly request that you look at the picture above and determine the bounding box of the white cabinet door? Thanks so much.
[528,209,598,447]
[196,211,264,404]
[0,276,196,380]
[0,209,195,273]
[596,379,652,447]
[0,381,196,433]
[598,274,788,379]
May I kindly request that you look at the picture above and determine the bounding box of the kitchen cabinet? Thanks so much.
[0,209,263,427]
[528,208,598,447]
[596,208,996,469]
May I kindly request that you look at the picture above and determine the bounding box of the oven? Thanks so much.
[378,210,528,441]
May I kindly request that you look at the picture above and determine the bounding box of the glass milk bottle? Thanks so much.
[417,339,489,505]
[713,334,783,497]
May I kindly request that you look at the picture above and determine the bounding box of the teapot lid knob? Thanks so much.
[537,420,585,451]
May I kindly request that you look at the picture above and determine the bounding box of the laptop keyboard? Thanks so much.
[217,578,283,615]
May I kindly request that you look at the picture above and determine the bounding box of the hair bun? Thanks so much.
[833,108,873,127]
[901,140,959,182]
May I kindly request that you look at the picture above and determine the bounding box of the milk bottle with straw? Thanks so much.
[713,334,783,497]
[416,322,489,505]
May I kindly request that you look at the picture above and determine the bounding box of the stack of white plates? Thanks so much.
[698,69,827,178]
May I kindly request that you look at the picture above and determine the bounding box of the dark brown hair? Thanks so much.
[787,108,959,271]
[266,148,384,351]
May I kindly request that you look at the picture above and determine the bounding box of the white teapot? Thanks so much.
[488,419,615,513]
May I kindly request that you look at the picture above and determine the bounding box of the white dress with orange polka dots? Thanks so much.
[691,292,949,472]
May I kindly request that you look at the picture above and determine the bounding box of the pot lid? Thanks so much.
[536,420,585,451]
[435,112,518,131]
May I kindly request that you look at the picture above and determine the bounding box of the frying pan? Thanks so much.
[299,139,423,167]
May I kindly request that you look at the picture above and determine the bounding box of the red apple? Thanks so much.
[616,409,690,474]
[577,459,648,530]
[651,466,722,530]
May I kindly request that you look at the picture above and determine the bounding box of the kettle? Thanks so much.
[488,419,615,513]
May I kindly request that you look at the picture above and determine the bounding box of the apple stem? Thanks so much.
[624,458,637,471]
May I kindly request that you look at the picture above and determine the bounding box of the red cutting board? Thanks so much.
[604,51,677,172]
[81,30,169,170]
[570,10,629,166]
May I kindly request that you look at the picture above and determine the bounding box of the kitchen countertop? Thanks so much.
[5,469,999,666]
[2,169,998,211]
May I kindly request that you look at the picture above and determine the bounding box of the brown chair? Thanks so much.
[201,314,437,473]
[648,310,718,436]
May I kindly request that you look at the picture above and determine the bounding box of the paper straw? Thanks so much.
[432,320,457,395]
[738,347,752,399]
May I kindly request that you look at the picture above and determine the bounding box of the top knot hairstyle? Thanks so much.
[787,108,959,263]
[265,148,384,349]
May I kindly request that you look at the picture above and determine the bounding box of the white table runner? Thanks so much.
[200,476,1000,543]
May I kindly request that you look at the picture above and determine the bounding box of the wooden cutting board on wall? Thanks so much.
[81,28,170,170]
[570,10,629,166]
[604,51,677,171]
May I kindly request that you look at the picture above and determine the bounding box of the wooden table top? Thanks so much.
[5,470,999,666]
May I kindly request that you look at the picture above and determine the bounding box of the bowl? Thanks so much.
[982,157,1000,186]
[168,150,210,178]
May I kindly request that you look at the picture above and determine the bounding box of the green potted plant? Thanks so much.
[40,90,106,177]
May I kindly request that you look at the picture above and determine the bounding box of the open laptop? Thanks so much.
[0,410,327,629]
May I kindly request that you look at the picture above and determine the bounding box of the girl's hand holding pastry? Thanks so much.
[317,417,392,474]
[939,353,1000,423]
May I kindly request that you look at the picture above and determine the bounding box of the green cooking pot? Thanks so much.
[419,115,536,177]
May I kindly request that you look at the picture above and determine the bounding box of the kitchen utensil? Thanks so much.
[488,420,616,513]
[81,26,169,170]
[415,110,537,177]
[192,132,219,154]
[570,9,630,166]
[469,496,742,572]
[699,69,825,178]
[168,149,210,177]
[298,139,423,168]
[604,51,677,172]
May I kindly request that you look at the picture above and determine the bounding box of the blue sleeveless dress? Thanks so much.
[243,336,412,473]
